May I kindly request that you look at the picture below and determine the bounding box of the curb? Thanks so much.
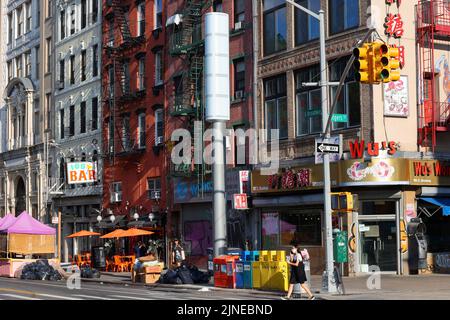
[79,277,285,297]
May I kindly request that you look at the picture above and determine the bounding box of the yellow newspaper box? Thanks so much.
[269,250,277,262]
[276,250,286,262]
[260,250,269,262]
[260,260,271,289]
[251,261,261,289]
[271,261,289,292]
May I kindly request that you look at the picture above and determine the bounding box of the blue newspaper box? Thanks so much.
[243,250,259,289]
[235,260,245,289]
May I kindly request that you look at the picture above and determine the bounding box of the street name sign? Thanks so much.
[331,114,348,123]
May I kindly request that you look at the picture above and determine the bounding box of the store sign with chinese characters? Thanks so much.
[384,75,409,117]
[384,0,405,68]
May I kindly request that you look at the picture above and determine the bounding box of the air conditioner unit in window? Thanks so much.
[235,90,244,100]
[155,136,164,146]
[150,190,161,200]
[109,145,114,154]
[234,21,242,31]
[110,192,122,203]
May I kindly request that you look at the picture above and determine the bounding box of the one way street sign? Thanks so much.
[316,143,340,154]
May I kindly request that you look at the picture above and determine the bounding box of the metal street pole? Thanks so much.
[286,0,336,293]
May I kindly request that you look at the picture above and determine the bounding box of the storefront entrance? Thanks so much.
[358,201,399,273]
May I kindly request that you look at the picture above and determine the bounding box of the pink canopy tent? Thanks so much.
[2,212,55,235]
[0,214,18,231]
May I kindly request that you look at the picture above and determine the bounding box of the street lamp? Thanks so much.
[96,215,102,223]
[286,0,336,293]
[133,212,139,221]
[148,212,155,222]
[110,214,115,223]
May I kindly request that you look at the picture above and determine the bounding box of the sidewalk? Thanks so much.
[80,272,450,299]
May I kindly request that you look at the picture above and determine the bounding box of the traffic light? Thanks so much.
[353,43,372,83]
[331,192,354,212]
[381,45,401,83]
[372,42,386,83]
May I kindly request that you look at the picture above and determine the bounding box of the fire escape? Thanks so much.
[168,0,212,178]
[103,0,146,161]
[416,0,450,151]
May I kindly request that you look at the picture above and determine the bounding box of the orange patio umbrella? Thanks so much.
[120,228,154,238]
[100,229,126,239]
[66,230,101,238]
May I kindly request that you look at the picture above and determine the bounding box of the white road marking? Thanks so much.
[37,293,83,300]
[72,294,115,300]
[0,294,42,300]
[109,295,153,300]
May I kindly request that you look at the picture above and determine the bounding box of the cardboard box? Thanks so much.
[141,273,160,284]
[144,266,162,274]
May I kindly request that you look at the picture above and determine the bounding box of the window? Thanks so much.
[69,105,75,136]
[138,57,145,90]
[60,10,66,40]
[155,0,162,29]
[80,101,86,134]
[70,5,76,35]
[280,209,322,246]
[147,178,161,199]
[8,13,12,44]
[108,20,114,47]
[91,97,98,131]
[295,65,322,135]
[35,46,40,79]
[81,50,86,81]
[92,0,98,24]
[234,0,245,23]
[92,44,98,77]
[233,58,245,99]
[213,0,223,12]
[111,182,122,202]
[329,0,359,35]
[263,0,287,56]
[46,37,52,73]
[7,61,12,81]
[32,172,38,192]
[294,0,319,45]
[25,2,32,33]
[60,108,65,139]
[59,59,65,89]
[264,74,287,140]
[36,0,40,27]
[122,61,130,94]
[137,112,146,149]
[81,0,87,29]
[59,158,65,181]
[34,110,40,140]
[154,51,163,86]
[108,117,114,153]
[25,51,32,78]
[17,6,24,37]
[155,109,164,146]
[137,2,145,36]
[108,65,114,98]
[45,93,51,129]
[329,57,360,129]
[16,56,23,78]
[70,55,75,85]
[122,116,131,150]
[47,0,53,18]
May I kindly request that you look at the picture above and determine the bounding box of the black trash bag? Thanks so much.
[160,269,179,284]
[91,269,101,278]
[190,269,210,284]
[177,265,194,284]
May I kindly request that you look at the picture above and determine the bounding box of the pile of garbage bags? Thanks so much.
[159,264,210,285]
[20,260,63,281]
[80,266,101,279]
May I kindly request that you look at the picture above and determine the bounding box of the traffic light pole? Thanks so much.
[287,1,376,293]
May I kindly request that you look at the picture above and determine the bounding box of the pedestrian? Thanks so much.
[139,241,147,257]
[171,239,185,268]
[134,241,143,258]
[281,244,315,300]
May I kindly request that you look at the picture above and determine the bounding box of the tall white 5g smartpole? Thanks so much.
[205,13,230,257]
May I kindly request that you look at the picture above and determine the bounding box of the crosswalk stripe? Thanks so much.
[109,295,153,300]
[0,294,42,300]
[72,294,114,300]
[37,294,82,300]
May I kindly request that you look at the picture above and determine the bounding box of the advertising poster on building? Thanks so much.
[66,162,97,184]
[384,76,409,117]
[261,213,279,249]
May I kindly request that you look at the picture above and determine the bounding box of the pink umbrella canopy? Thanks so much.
[0,213,18,231]
[3,211,56,235]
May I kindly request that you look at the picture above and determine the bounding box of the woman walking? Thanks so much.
[282,244,315,300]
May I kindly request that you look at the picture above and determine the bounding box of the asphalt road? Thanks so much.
[0,277,281,300]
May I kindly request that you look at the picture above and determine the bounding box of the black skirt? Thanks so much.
[289,263,307,284]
